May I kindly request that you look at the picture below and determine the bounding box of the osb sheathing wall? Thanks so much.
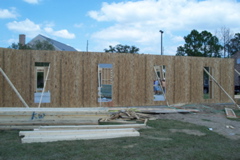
[0,48,235,108]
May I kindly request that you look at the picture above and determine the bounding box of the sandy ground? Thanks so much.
[156,103,240,140]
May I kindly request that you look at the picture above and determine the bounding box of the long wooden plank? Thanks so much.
[0,121,99,125]
[21,131,140,143]
[0,107,109,111]
[35,124,146,131]
[20,128,137,137]
[0,107,109,115]
[0,125,40,130]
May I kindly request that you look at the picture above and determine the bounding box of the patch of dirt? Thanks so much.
[157,103,240,140]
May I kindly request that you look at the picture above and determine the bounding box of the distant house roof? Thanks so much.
[27,34,77,51]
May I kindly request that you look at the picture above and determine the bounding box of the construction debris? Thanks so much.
[100,107,199,123]
[100,109,150,122]
[225,108,237,118]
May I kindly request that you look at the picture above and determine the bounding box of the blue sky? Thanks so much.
[1,0,240,55]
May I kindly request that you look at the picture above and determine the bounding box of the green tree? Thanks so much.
[8,43,31,50]
[104,44,139,54]
[176,30,222,57]
[29,40,55,50]
[226,33,240,56]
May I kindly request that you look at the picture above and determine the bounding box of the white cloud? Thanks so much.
[89,0,240,30]
[0,8,18,19]
[44,27,75,39]
[23,0,40,4]
[7,19,75,39]
[89,0,240,55]
[7,19,41,34]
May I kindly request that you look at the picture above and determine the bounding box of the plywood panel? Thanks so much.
[164,56,175,105]
[220,58,234,103]
[132,54,146,106]
[190,57,204,103]
[112,53,119,107]
[83,52,91,107]
[174,56,191,104]
[212,58,221,103]
[145,55,154,106]
[3,50,23,107]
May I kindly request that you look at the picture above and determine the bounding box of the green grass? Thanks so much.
[1,120,240,160]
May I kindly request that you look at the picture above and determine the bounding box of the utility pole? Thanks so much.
[159,30,164,55]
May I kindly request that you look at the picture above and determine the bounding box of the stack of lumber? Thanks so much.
[0,107,109,129]
[19,124,145,143]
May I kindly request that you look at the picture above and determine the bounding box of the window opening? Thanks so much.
[36,68,44,90]
[153,65,167,102]
[234,69,240,99]
[98,64,113,105]
[34,62,51,104]
[203,67,213,99]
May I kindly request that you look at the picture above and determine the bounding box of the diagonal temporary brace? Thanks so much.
[235,69,240,76]
[0,67,29,108]
[203,68,240,109]
[38,64,51,108]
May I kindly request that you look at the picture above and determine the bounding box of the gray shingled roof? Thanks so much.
[28,34,77,51]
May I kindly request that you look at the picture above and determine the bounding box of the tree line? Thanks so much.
[176,28,240,57]
[9,40,55,51]
[10,27,240,57]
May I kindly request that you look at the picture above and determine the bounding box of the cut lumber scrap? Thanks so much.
[34,124,146,131]
[225,108,237,118]
[21,128,140,143]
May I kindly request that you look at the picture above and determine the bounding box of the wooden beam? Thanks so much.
[0,107,109,127]
[34,124,146,131]
[21,129,140,143]
[20,128,137,137]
